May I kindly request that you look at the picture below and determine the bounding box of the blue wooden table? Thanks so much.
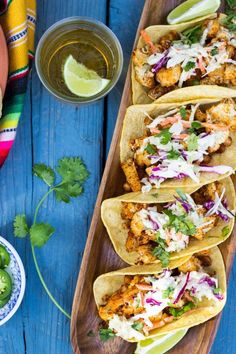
[0,1,235,353]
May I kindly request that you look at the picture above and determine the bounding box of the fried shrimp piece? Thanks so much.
[156,65,181,87]
[137,244,156,264]
[121,202,147,220]
[195,250,212,267]
[121,159,141,192]
[143,313,174,335]
[206,99,236,127]
[206,19,220,38]
[207,130,230,153]
[134,150,152,167]
[192,182,223,204]
[134,65,155,88]
[178,256,201,273]
[194,216,217,240]
[158,31,180,49]
[201,65,225,85]
[130,213,145,237]
[224,63,236,86]
[148,84,177,100]
[226,45,235,59]
[99,286,140,321]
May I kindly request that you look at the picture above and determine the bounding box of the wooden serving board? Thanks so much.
[71,1,234,353]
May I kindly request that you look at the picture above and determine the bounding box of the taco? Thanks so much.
[120,94,236,194]
[101,178,235,266]
[132,13,236,104]
[94,247,226,342]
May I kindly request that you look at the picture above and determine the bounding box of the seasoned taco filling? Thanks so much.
[98,253,224,341]
[121,99,235,192]
[121,182,234,265]
[133,16,236,100]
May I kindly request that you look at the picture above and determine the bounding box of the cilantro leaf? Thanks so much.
[223,13,236,31]
[153,233,170,267]
[145,143,156,155]
[184,61,195,72]
[33,164,55,187]
[56,157,89,184]
[30,223,55,247]
[99,328,116,342]
[14,215,29,238]
[156,129,171,145]
[213,287,221,295]
[188,121,202,134]
[169,302,195,317]
[167,148,180,160]
[163,209,196,236]
[187,133,198,151]
[131,322,144,331]
[211,47,219,56]
[221,226,230,238]
[179,107,187,119]
[182,25,203,44]
[162,287,174,299]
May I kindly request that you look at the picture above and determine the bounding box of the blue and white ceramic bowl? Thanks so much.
[0,236,26,326]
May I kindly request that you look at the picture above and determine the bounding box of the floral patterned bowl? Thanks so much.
[0,236,26,326]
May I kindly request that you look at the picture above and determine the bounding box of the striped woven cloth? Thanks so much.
[0,0,36,166]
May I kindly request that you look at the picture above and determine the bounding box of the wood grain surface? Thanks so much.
[0,0,235,354]
[70,1,236,354]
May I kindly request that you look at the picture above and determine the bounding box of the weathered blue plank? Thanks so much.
[0,0,107,353]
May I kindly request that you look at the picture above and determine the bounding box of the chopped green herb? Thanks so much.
[211,47,219,56]
[184,61,196,72]
[30,223,55,248]
[187,133,198,151]
[163,210,196,236]
[213,287,222,295]
[182,25,203,44]
[145,143,156,155]
[221,226,230,238]
[99,328,116,342]
[162,287,174,299]
[156,129,172,145]
[152,246,170,267]
[131,322,144,331]
[169,302,195,317]
[151,193,159,198]
[223,13,236,31]
[179,107,187,119]
[188,121,202,134]
[167,148,180,160]
[153,232,170,267]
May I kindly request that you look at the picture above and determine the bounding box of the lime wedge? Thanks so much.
[167,0,220,24]
[135,329,188,354]
[63,55,110,97]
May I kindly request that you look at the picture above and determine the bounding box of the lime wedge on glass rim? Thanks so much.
[135,329,188,354]
[167,0,220,24]
[63,55,110,97]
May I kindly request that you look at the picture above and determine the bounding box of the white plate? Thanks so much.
[0,236,26,326]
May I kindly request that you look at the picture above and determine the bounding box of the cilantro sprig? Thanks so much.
[182,25,203,44]
[99,328,116,341]
[152,232,170,267]
[13,157,89,319]
[169,301,195,317]
[224,0,236,31]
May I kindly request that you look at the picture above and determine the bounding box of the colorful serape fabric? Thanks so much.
[0,0,36,166]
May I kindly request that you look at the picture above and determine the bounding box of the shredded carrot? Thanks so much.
[150,127,161,134]
[140,29,157,53]
[136,284,153,291]
[173,133,189,139]
[198,56,206,73]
